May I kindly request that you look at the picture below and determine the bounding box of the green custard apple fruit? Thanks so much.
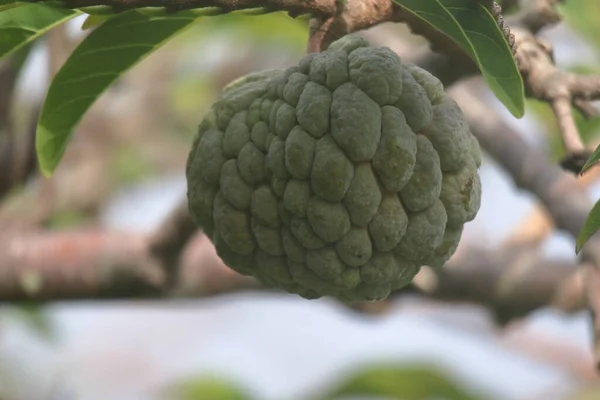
[186,35,482,302]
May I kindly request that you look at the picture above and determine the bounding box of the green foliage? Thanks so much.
[7,38,33,72]
[576,197,600,254]
[182,12,308,48]
[392,0,525,118]
[559,0,600,48]
[318,364,485,400]
[582,143,600,175]
[0,3,77,59]
[43,209,88,228]
[167,364,485,400]
[81,13,110,30]
[578,138,600,253]
[170,378,251,400]
[35,10,198,176]
[110,145,157,184]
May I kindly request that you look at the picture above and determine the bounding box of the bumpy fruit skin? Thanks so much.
[186,35,482,302]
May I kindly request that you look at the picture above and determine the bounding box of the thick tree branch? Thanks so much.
[0,231,165,301]
[304,0,471,53]
[501,158,600,249]
[61,0,337,14]
[0,226,586,318]
[0,224,592,346]
[411,246,585,324]
[31,0,488,57]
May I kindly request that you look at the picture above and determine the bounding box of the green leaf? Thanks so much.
[168,377,251,400]
[581,143,600,175]
[81,14,111,30]
[577,199,600,253]
[0,0,22,12]
[36,10,198,176]
[392,0,525,118]
[0,3,78,60]
[442,0,524,116]
[318,364,484,400]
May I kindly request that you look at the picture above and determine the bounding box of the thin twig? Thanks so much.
[551,96,586,155]
[147,198,197,286]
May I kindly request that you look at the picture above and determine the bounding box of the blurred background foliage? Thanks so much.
[559,0,600,49]
[167,364,487,400]
[1,2,600,400]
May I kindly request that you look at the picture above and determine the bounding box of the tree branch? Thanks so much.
[147,197,197,285]
[411,246,585,324]
[551,96,585,155]
[0,225,587,320]
[500,158,600,249]
[509,0,564,34]
[61,0,337,14]
[513,26,597,169]
[0,231,165,301]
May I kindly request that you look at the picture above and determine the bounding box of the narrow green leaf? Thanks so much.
[392,0,525,118]
[581,143,600,175]
[0,3,77,60]
[577,199,600,254]
[36,10,198,176]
